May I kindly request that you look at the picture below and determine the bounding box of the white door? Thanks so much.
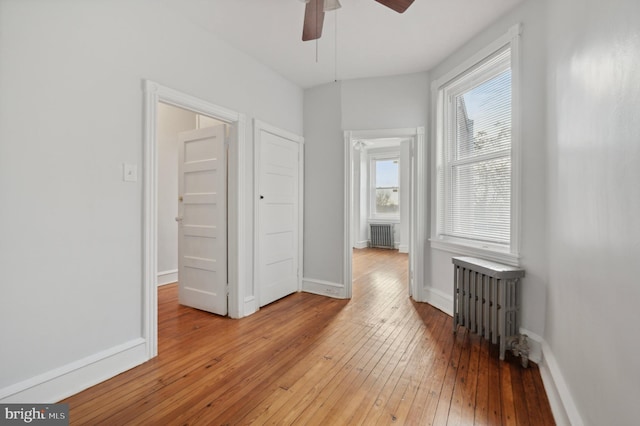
[177,124,227,315]
[257,130,300,307]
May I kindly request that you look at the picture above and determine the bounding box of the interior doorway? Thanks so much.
[343,128,426,302]
[142,80,249,359]
[156,104,229,316]
[156,103,227,289]
[350,136,410,296]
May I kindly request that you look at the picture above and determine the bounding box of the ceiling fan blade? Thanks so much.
[374,0,415,13]
[302,0,325,41]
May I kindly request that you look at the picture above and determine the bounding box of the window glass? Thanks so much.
[374,159,399,215]
[436,45,514,250]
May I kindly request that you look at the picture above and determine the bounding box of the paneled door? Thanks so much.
[177,124,227,315]
[257,128,301,307]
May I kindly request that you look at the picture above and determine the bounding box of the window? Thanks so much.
[370,155,400,218]
[433,25,520,260]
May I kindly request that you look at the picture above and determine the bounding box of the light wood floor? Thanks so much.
[63,248,555,425]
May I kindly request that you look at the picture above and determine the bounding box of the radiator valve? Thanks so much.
[509,334,530,368]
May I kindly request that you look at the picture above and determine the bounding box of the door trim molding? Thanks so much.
[344,127,426,302]
[142,80,248,359]
[253,119,304,311]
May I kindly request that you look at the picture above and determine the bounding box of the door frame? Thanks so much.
[142,80,248,359]
[343,127,426,301]
[253,119,304,308]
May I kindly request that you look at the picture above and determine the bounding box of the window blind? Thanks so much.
[444,48,512,246]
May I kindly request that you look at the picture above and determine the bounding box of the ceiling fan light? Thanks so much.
[324,0,342,12]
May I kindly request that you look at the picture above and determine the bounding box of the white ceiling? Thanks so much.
[158,0,523,89]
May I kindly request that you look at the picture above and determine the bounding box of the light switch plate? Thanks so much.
[123,163,137,182]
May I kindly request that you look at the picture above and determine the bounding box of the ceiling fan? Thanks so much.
[300,0,415,41]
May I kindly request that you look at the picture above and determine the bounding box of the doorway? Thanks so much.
[142,80,249,359]
[156,103,227,290]
[343,128,426,302]
[156,103,229,316]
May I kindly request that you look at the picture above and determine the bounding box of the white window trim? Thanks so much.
[368,150,401,221]
[430,23,522,266]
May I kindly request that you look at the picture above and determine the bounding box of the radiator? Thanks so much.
[369,223,394,249]
[452,256,528,365]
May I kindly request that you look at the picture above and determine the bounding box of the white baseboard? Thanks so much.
[519,328,542,365]
[540,341,584,426]
[0,338,148,403]
[424,286,453,316]
[353,240,368,249]
[302,278,346,299]
[243,295,258,317]
[157,269,178,286]
[398,244,409,253]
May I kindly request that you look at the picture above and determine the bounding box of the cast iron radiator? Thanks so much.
[452,256,529,366]
[369,223,394,249]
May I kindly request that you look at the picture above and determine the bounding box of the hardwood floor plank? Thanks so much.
[510,359,531,426]
[404,305,458,425]
[500,356,518,425]
[521,363,546,426]
[211,314,370,423]
[62,248,554,425]
[122,298,347,425]
[473,339,491,426]
[401,310,451,425]
[432,328,466,425]
[231,322,366,424]
[287,285,415,424]
[460,333,482,425]
[447,330,474,425]
[530,364,557,425]
[323,314,436,425]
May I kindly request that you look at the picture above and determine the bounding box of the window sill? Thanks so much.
[429,237,519,266]
[368,217,400,224]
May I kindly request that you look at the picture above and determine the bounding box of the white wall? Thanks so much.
[0,0,302,401]
[426,0,548,340]
[545,0,640,424]
[303,82,344,285]
[341,72,429,131]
